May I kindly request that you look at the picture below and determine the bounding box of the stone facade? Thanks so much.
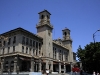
[0,10,76,74]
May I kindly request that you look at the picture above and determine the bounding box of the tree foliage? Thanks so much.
[76,42,100,73]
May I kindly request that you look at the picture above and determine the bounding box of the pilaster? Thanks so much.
[13,57,17,72]
[39,58,41,72]
[59,62,61,73]
[64,63,66,73]
[0,58,4,74]
[31,57,34,72]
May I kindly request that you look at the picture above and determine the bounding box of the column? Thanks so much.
[50,62,53,73]
[0,59,4,74]
[13,57,17,72]
[64,63,66,73]
[46,61,49,70]
[17,55,19,74]
[8,61,10,72]
[31,57,34,72]
[39,59,41,72]
[59,62,61,73]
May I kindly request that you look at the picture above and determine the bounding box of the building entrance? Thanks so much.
[20,60,30,72]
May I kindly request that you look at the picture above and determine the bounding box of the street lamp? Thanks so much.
[93,29,100,72]
[93,29,100,43]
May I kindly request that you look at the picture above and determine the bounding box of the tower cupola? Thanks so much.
[36,9,53,29]
[62,27,72,42]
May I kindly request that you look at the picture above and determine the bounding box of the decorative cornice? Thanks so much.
[36,23,53,29]
[53,41,68,50]
[0,27,43,40]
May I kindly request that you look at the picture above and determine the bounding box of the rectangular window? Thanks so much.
[29,48,31,54]
[3,48,4,54]
[8,38,11,45]
[53,47,55,59]
[22,36,25,44]
[26,47,28,53]
[62,51,63,61]
[33,49,35,55]
[22,46,24,53]
[54,48,56,59]
[8,47,9,53]
[65,52,68,61]
[59,50,61,60]
[33,41,35,47]
[36,49,38,55]
[3,41,5,46]
[30,39,32,46]
[13,46,15,52]
[36,42,38,48]
[39,43,41,49]
[26,38,29,45]
[13,36,16,44]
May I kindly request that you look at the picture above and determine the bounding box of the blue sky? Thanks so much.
[0,0,100,53]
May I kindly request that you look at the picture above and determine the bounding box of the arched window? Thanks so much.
[41,15,44,19]
[11,61,14,66]
[64,32,67,36]
[10,61,14,72]
[5,61,9,72]
[5,61,9,66]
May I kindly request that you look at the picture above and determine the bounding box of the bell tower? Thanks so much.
[62,27,73,62]
[36,10,53,70]
[37,9,52,27]
[62,27,71,40]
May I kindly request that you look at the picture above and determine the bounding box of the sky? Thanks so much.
[0,0,100,53]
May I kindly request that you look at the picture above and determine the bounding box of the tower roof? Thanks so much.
[38,9,51,15]
[62,27,70,31]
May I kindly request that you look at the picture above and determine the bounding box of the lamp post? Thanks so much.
[93,29,100,72]
[93,29,100,43]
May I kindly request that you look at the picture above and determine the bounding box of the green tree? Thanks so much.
[76,42,100,73]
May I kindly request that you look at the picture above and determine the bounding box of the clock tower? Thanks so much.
[36,10,53,70]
